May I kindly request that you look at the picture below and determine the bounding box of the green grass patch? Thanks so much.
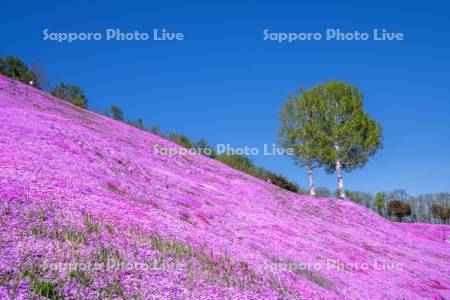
[70,269,92,287]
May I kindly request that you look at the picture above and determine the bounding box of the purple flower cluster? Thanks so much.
[0,75,449,299]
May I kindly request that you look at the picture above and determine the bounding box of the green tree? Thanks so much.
[431,204,450,224]
[128,118,145,130]
[149,126,164,137]
[216,154,256,174]
[387,200,402,221]
[279,88,326,196]
[267,173,300,193]
[110,105,124,121]
[387,200,412,222]
[0,56,39,88]
[315,187,332,198]
[375,192,386,216]
[257,168,300,193]
[193,139,216,158]
[216,154,301,192]
[402,202,412,220]
[314,81,383,198]
[431,204,441,222]
[51,82,88,109]
[136,118,145,130]
[344,190,373,207]
[168,133,193,149]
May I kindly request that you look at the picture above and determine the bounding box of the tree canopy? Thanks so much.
[387,200,412,221]
[375,192,386,216]
[110,105,124,121]
[431,204,449,224]
[279,81,383,198]
[0,56,39,88]
[310,81,383,198]
[279,88,326,196]
[51,82,88,109]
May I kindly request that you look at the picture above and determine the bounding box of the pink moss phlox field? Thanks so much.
[0,75,449,299]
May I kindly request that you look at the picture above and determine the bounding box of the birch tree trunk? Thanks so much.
[306,162,316,197]
[336,160,345,198]
[334,144,346,198]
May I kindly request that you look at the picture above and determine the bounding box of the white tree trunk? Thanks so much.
[334,144,345,198]
[306,163,316,197]
[336,159,345,198]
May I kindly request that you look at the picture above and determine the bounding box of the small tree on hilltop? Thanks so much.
[262,170,299,193]
[193,139,217,158]
[135,118,145,130]
[0,56,39,88]
[168,133,193,149]
[51,82,88,109]
[110,105,124,121]
[148,126,164,137]
[127,118,145,130]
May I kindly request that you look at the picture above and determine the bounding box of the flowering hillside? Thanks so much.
[0,74,449,299]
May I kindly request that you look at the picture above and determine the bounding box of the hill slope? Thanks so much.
[0,75,449,299]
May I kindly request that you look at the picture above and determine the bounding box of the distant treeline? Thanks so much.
[313,188,449,224]
[1,55,448,225]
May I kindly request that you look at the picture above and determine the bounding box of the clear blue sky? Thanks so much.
[1,1,449,195]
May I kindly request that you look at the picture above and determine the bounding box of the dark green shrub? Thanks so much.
[51,82,88,109]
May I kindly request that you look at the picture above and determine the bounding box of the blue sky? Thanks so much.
[1,1,449,195]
